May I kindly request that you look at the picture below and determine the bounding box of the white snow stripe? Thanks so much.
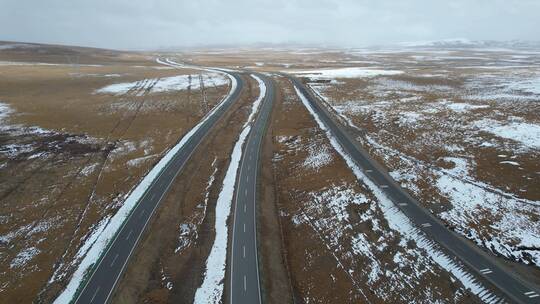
[193,74,266,303]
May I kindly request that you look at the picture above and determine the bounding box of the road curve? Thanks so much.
[289,76,540,304]
[72,64,244,304]
[229,74,274,304]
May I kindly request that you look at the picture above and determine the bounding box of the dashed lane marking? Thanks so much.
[125,229,133,240]
[398,203,408,207]
[243,245,246,258]
[421,223,432,228]
[244,275,247,292]
[110,253,119,267]
[525,291,539,298]
[479,268,493,274]
[90,286,100,303]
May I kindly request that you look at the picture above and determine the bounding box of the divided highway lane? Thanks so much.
[229,74,274,304]
[73,69,244,304]
[290,76,540,304]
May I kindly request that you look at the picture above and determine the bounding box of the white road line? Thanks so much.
[245,189,248,197]
[90,286,100,303]
[110,253,119,267]
[247,175,249,182]
[480,268,493,274]
[244,203,247,213]
[243,245,246,258]
[380,185,389,188]
[125,229,133,240]
[244,275,247,292]
[398,203,408,206]
[421,223,432,228]
[243,223,246,233]
[366,169,373,173]
[525,291,539,298]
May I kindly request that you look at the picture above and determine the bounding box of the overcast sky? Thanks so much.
[1,0,539,50]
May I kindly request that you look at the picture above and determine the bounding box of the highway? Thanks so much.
[290,76,540,304]
[72,65,244,304]
[229,73,274,304]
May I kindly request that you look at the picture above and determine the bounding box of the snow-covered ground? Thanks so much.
[95,73,228,95]
[294,86,501,303]
[303,52,540,269]
[291,67,403,79]
[0,102,98,162]
[194,74,266,303]
[474,119,540,150]
[51,67,237,304]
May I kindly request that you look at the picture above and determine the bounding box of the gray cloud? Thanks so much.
[1,0,539,49]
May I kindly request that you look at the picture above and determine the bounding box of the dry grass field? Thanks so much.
[1,41,539,303]
[0,42,230,302]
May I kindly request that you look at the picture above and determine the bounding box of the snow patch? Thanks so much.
[302,143,333,170]
[96,73,228,95]
[474,119,540,149]
[10,247,40,269]
[446,103,490,112]
[293,67,403,79]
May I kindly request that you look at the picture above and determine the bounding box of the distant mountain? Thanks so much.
[395,39,540,49]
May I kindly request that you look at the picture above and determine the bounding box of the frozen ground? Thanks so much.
[296,86,500,303]
[291,67,403,79]
[95,73,228,95]
[302,47,540,269]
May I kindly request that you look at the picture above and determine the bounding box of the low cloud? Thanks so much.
[1,0,539,49]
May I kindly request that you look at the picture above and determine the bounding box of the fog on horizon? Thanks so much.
[1,0,539,50]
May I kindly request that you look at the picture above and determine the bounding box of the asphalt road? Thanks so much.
[229,74,274,304]
[290,76,540,304]
[73,68,244,304]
